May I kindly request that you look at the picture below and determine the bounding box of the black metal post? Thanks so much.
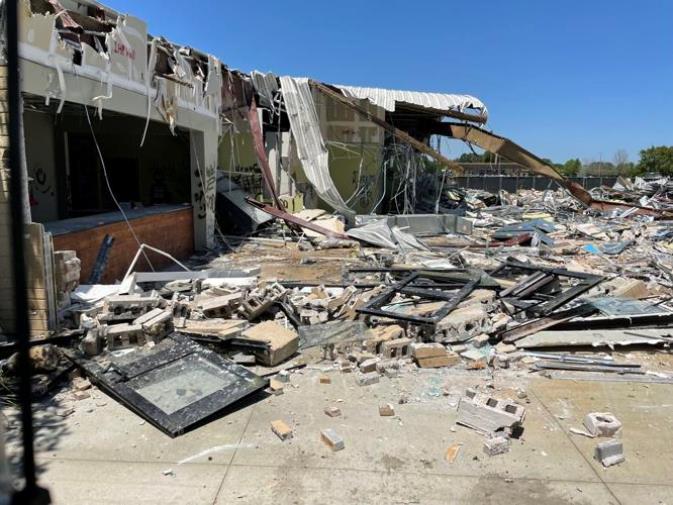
[5,0,49,502]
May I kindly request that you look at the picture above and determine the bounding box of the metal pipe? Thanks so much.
[5,0,49,501]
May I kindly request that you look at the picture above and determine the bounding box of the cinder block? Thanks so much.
[483,436,510,456]
[457,390,525,434]
[241,321,299,366]
[363,324,405,353]
[359,358,379,373]
[356,371,380,386]
[381,338,413,359]
[320,428,344,451]
[583,412,622,437]
[437,306,491,343]
[595,439,624,467]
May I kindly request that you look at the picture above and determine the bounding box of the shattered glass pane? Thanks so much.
[298,321,369,349]
[588,297,673,316]
[130,357,236,415]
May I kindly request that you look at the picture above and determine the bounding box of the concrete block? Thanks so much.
[460,348,485,361]
[198,293,243,318]
[437,306,491,342]
[81,329,102,356]
[471,333,490,348]
[383,367,399,378]
[271,420,293,441]
[356,371,380,386]
[241,321,299,366]
[324,406,342,417]
[604,277,650,300]
[381,337,413,359]
[584,412,622,437]
[359,358,379,373]
[133,308,173,340]
[363,324,405,353]
[379,403,395,416]
[483,436,511,456]
[595,439,624,467]
[417,351,460,369]
[495,342,517,354]
[269,379,284,395]
[320,428,345,451]
[104,323,145,350]
[411,342,446,360]
[457,390,525,434]
[101,293,165,322]
[231,352,256,365]
[337,359,353,373]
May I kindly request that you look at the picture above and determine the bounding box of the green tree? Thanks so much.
[560,158,581,176]
[457,152,486,163]
[637,146,673,175]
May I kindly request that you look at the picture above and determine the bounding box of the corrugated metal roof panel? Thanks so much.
[335,85,487,119]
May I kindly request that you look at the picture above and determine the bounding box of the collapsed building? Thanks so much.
[1,1,672,475]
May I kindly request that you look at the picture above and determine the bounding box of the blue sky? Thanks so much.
[105,0,672,164]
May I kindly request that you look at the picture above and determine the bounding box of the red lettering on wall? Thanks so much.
[113,40,136,60]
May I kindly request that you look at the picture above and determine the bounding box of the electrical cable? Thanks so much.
[83,104,155,271]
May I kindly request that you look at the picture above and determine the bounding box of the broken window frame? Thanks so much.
[72,334,268,437]
[492,261,604,317]
[356,272,477,328]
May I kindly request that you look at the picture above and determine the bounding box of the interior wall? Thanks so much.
[24,109,59,222]
[23,109,192,222]
[284,91,385,214]
[217,115,261,197]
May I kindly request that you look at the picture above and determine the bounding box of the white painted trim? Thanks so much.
[19,42,219,120]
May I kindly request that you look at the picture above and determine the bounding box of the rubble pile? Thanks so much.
[6,181,672,461]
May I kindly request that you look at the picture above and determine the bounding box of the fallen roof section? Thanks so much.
[335,84,488,122]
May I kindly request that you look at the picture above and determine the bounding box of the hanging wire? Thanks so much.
[84,104,155,271]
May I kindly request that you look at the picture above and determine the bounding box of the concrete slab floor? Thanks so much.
[4,369,672,505]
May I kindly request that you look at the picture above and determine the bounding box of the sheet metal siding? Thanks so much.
[336,85,487,117]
